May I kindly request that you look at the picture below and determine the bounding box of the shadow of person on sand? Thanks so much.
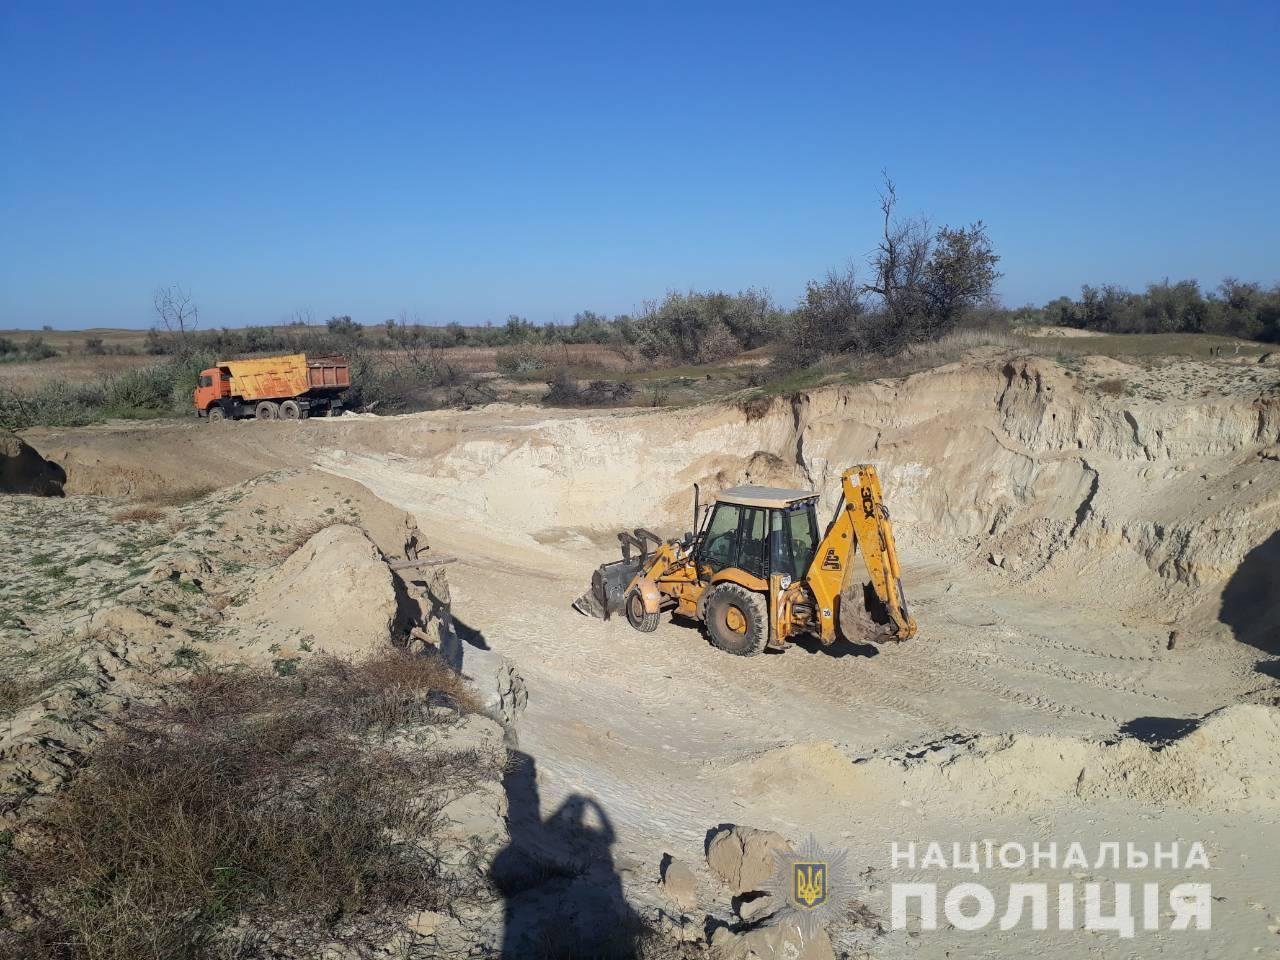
[491,751,644,958]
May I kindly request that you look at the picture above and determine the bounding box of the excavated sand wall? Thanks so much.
[27,355,1273,637]
[357,358,1278,627]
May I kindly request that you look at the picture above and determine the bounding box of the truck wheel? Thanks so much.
[278,400,302,420]
[624,589,660,633]
[207,407,226,423]
[255,401,279,420]
[704,583,767,656]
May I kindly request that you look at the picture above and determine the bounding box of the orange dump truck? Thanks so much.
[193,354,351,421]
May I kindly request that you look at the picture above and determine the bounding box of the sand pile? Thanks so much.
[717,704,1280,814]
[221,523,398,665]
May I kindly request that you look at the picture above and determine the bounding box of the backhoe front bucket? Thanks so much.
[573,556,643,620]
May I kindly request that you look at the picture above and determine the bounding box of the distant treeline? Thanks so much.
[1036,279,1279,339]
[154,274,1279,370]
[4,176,1277,431]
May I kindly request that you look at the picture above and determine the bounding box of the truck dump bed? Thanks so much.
[219,354,350,402]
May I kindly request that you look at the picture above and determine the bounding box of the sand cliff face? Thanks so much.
[789,359,1279,606]
[288,355,1276,643]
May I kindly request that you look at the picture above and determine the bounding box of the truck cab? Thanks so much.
[193,367,230,412]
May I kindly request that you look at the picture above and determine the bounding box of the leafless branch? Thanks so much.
[153,284,199,350]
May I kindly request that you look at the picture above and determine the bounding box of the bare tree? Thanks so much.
[860,174,933,352]
[153,284,199,353]
[861,173,1000,351]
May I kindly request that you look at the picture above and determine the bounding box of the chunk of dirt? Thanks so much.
[660,855,699,912]
[706,824,792,895]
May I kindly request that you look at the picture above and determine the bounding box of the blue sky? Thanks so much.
[2,1,1277,329]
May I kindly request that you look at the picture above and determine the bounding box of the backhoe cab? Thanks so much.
[574,464,917,656]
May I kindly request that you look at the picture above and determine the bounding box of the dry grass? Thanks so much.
[0,328,152,352]
[271,517,347,560]
[2,650,489,959]
[1096,377,1129,395]
[110,506,166,523]
[0,353,153,389]
[1028,330,1273,361]
[143,483,221,508]
[0,647,88,718]
[441,343,636,375]
[898,327,1032,363]
[737,395,776,421]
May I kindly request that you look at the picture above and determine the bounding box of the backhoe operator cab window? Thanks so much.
[695,494,819,582]
[697,503,767,579]
[771,502,819,581]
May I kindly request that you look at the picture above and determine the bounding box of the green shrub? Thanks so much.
[2,653,491,960]
[0,381,104,430]
[0,350,216,429]
[102,366,173,412]
[21,337,58,361]
[0,335,59,364]
[495,346,549,376]
[636,289,783,364]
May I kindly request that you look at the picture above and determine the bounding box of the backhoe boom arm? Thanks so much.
[805,465,917,643]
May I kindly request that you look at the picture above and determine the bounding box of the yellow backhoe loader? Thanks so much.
[573,465,916,655]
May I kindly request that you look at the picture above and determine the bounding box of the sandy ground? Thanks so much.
[13,350,1280,957]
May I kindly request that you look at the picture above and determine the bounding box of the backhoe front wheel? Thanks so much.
[704,583,767,657]
[625,589,660,633]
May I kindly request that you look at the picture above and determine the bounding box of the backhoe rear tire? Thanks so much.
[624,589,660,633]
[704,583,767,657]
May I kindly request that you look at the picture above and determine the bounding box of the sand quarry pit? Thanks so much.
[7,352,1280,957]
